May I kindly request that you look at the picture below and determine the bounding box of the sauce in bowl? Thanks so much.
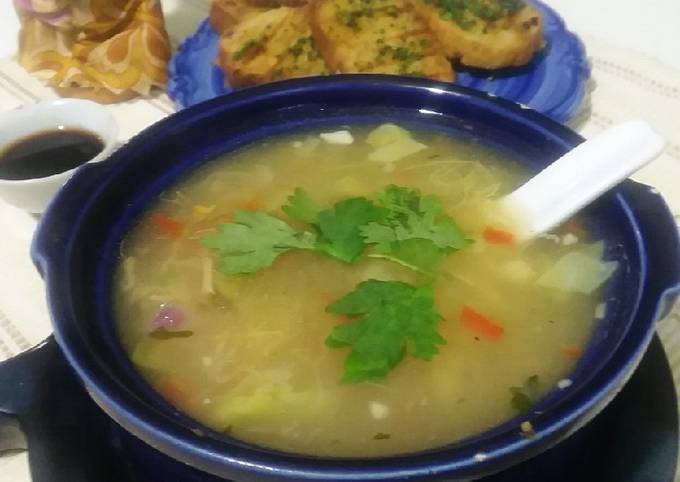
[0,128,104,180]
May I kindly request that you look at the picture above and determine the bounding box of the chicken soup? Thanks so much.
[114,124,616,457]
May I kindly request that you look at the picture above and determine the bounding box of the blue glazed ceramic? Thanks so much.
[167,1,590,123]
[32,76,680,482]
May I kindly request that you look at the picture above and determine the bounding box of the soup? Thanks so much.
[114,124,617,457]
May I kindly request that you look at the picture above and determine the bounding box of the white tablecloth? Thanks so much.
[0,1,679,480]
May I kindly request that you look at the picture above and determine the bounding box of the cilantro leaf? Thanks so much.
[368,238,443,275]
[282,188,323,224]
[325,280,445,382]
[361,185,469,250]
[316,198,385,264]
[202,210,316,274]
[510,375,541,414]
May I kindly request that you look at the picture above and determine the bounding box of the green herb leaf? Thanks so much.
[362,185,469,250]
[202,210,316,274]
[316,198,385,264]
[368,238,444,275]
[282,188,323,224]
[510,374,540,413]
[360,185,470,273]
[326,280,445,382]
[233,39,256,60]
[437,0,525,28]
[149,328,195,340]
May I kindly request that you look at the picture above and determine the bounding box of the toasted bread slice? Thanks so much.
[210,0,265,35]
[210,0,310,35]
[310,0,454,81]
[218,6,329,88]
[409,0,543,69]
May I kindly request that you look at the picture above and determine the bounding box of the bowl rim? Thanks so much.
[32,75,677,481]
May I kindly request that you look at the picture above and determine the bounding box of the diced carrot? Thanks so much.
[240,199,262,211]
[562,346,582,359]
[151,213,183,237]
[483,227,515,245]
[157,378,189,406]
[460,306,505,340]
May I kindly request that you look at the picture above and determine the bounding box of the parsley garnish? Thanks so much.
[204,185,469,275]
[233,39,256,60]
[326,280,445,382]
[283,190,385,263]
[437,0,525,29]
[510,374,540,413]
[282,187,323,224]
[202,210,316,274]
[316,198,385,264]
[202,180,472,381]
[361,185,470,274]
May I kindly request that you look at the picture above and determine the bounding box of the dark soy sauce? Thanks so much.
[0,128,104,180]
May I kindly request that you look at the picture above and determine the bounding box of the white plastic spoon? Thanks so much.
[500,120,666,241]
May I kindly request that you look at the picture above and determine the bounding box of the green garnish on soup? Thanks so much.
[326,280,445,383]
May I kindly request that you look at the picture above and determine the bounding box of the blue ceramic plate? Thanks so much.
[168,1,590,123]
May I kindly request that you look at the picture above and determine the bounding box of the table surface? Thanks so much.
[0,0,679,480]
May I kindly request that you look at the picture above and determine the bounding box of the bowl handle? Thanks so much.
[0,338,55,460]
[0,337,122,482]
[31,158,118,279]
[0,338,55,417]
[621,181,680,321]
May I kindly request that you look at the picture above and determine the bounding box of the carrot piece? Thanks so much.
[151,213,183,237]
[240,199,262,211]
[483,227,515,245]
[460,306,505,340]
[157,378,189,406]
[562,346,582,359]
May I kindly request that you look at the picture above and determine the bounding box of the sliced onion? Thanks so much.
[151,303,186,330]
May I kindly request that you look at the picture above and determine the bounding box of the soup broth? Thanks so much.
[114,125,614,457]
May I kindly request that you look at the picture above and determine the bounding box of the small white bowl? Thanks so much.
[0,99,118,213]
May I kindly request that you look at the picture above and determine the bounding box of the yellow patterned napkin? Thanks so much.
[14,0,171,102]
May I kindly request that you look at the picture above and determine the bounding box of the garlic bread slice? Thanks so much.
[310,0,454,81]
[410,0,544,69]
[218,6,329,87]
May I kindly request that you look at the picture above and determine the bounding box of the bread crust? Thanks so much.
[210,0,265,35]
[218,6,329,88]
[409,1,544,69]
[211,0,545,87]
[310,0,454,81]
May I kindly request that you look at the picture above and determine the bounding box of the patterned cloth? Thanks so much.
[14,0,171,102]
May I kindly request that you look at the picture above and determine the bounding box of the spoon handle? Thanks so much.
[503,120,666,240]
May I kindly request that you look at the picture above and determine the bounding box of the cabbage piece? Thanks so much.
[368,139,428,163]
[500,260,535,283]
[206,370,329,427]
[365,124,427,163]
[320,130,354,145]
[366,124,410,147]
[132,338,187,371]
[537,242,618,294]
[121,256,136,290]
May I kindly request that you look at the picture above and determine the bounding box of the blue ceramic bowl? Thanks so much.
[32,76,680,481]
